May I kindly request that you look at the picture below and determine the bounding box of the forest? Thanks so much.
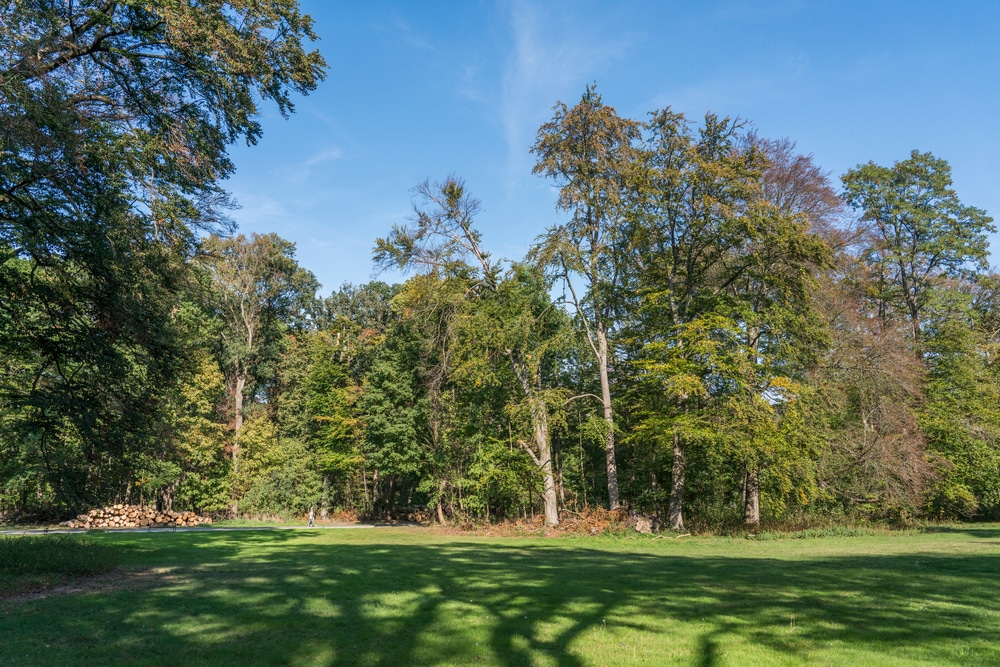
[2,2,998,531]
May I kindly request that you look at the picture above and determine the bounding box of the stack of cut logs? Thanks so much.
[59,504,213,529]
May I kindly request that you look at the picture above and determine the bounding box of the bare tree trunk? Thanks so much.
[506,350,561,526]
[668,429,685,531]
[557,446,566,507]
[321,473,330,519]
[230,371,247,517]
[744,328,762,528]
[534,403,560,527]
[385,475,398,519]
[161,484,175,512]
[744,466,761,527]
[899,268,922,350]
[596,326,620,510]
[232,373,246,465]
[436,480,447,524]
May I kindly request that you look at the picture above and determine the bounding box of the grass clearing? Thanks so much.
[1,525,998,665]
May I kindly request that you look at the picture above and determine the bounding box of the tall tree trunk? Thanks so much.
[557,446,567,507]
[385,475,398,519]
[596,325,620,509]
[506,350,560,526]
[436,480,447,524]
[161,484,175,512]
[744,466,761,527]
[232,372,246,468]
[668,429,685,531]
[230,371,247,517]
[321,473,330,519]
[898,264,923,351]
[533,401,560,527]
[744,328,763,528]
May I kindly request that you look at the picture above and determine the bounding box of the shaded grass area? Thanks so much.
[1,527,999,666]
[0,536,121,598]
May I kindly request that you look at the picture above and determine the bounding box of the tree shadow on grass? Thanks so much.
[2,531,999,666]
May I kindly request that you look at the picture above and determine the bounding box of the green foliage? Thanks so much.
[203,232,320,401]
[842,150,995,343]
[305,332,363,473]
[169,350,230,513]
[322,281,399,337]
[0,240,189,513]
[277,329,365,475]
[373,180,573,524]
[0,0,325,516]
[234,411,321,516]
[530,87,643,509]
[3,37,999,536]
[355,311,432,515]
[920,290,1000,518]
[360,319,428,478]
[621,106,831,527]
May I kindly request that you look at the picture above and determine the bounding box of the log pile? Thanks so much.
[59,504,213,529]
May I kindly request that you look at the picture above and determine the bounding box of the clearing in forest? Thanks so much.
[1,525,998,666]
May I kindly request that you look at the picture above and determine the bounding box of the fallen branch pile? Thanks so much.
[59,505,212,529]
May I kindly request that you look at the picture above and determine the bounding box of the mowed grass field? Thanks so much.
[1,525,998,666]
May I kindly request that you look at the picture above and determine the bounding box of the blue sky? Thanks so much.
[225,1,1000,294]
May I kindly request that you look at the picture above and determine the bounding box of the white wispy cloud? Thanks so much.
[228,189,295,229]
[301,147,344,170]
[499,0,633,178]
[274,146,346,184]
[378,12,436,53]
[457,63,488,104]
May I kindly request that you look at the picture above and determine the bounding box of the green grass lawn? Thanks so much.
[2,525,998,666]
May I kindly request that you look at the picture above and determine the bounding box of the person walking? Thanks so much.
[308,507,315,527]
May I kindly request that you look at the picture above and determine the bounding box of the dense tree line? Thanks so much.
[2,5,997,529]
